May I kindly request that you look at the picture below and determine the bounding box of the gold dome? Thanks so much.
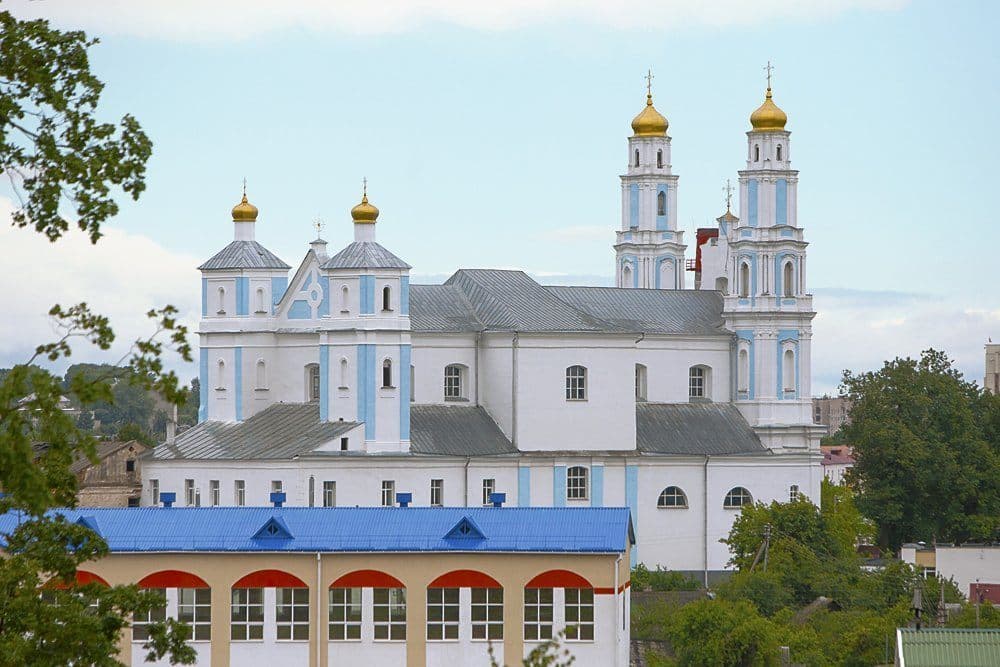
[631,94,669,137]
[231,192,258,222]
[750,87,787,132]
[351,192,379,224]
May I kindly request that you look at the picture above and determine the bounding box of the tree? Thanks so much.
[841,349,1000,549]
[667,598,780,666]
[0,9,192,664]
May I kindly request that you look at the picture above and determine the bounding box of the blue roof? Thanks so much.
[0,507,633,554]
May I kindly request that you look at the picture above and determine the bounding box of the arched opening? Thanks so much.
[776,144,783,161]
[739,262,751,298]
[723,487,753,509]
[789,484,799,502]
[634,149,640,167]
[339,358,349,389]
[656,149,663,168]
[688,365,711,400]
[657,190,666,216]
[622,263,632,287]
[217,286,226,314]
[754,145,760,162]
[566,466,589,500]
[382,285,392,311]
[232,570,309,642]
[783,348,796,392]
[738,348,749,393]
[657,486,688,508]
[216,359,225,390]
[635,363,647,402]
[255,359,266,389]
[305,363,320,401]
[340,285,349,312]
[565,365,587,400]
[783,261,795,297]
[255,287,267,313]
[524,570,594,641]
[330,571,406,642]
[382,359,393,388]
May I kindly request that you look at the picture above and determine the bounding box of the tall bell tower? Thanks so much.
[614,71,686,290]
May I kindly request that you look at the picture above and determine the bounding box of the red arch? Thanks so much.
[232,569,308,589]
[428,570,501,589]
[331,570,405,589]
[47,570,110,589]
[525,570,593,589]
[138,570,209,589]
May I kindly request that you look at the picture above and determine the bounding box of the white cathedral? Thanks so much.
[143,80,824,581]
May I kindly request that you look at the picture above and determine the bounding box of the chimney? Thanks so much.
[270,492,286,508]
[489,492,507,508]
[160,492,176,508]
[396,492,412,508]
[165,404,177,445]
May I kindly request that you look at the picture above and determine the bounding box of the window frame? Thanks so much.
[150,478,159,505]
[382,359,393,389]
[471,587,503,641]
[426,587,460,641]
[481,478,496,506]
[564,587,594,642]
[724,486,753,509]
[656,190,666,216]
[635,363,647,402]
[444,364,465,400]
[657,486,688,509]
[328,587,362,641]
[275,587,310,641]
[688,366,707,399]
[381,480,395,507]
[565,365,587,401]
[307,364,321,402]
[373,587,407,641]
[184,479,195,506]
[523,587,553,641]
[234,479,246,506]
[132,587,166,641]
[209,480,220,506]
[177,588,212,641]
[230,588,264,641]
[566,466,589,501]
[430,478,444,507]
[323,481,336,507]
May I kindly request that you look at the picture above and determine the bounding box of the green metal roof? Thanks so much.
[898,629,1000,667]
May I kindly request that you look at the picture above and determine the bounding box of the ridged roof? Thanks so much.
[897,629,1000,667]
[636,402,766,455]
[409,270,727,335]
[322,241,411,270]
[410,405,515,456]
[0,507,634,553]
[199,240,291,271]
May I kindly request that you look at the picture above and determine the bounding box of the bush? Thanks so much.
[633,564,701,592]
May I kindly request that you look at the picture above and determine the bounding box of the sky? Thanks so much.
[2,0,998,395]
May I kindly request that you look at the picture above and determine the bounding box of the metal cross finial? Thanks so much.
[313,215,324,239]
[723,179,735,211]
[242,177,247,197]
[764,61,774,89]
[645,68,654,97]
[362,177,368,198]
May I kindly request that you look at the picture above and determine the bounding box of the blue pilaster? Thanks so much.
[356,344,376,439]
[776,179,787,226]
[198,348,208,423]
[399,344,411,440]
[553,466,566,507]
[518,467,531,507]
[626,465,639,567]
[319,345,329,421]
[400,277,410,316]
[235,278,249,316]
[233,347,243,421]
[360,276,375,314]
[748,179,758,227]
[201,279,207,317]
[590,465,604,508]
[629,184,639,228]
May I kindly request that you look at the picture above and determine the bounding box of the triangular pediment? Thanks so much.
[253,515,293,540]
[76,515,101,535]
[276,251,327,320]
[444,515,485,541]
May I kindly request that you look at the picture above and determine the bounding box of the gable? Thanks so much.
[276,251,329,320]
[253,515,294,540]
[444,515,485,541]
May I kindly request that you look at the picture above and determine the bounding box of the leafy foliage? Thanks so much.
[488,630,576,666]
[632,564,701,592]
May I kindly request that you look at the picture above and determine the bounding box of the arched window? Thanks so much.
[255,287,267,313]
[656,149,663,168]
[657,486,688,508]
[255,360,266,389]
[339,358,349,389]
[739,262,751,298]
[524,570,594,641]
[330,571,406,642]
[622,263,632,287]
[776,144,783,161]
[724,487,753,509]
[382,359,393,388]
[688,366,710,399]
[216,359,226,390]
[565,365,587,400]
[783,348,795,392]
[217,286,226,314]
[754,145,760,162]
[783,261,795,297]
[382,285,392,311]
[738,348,750,393]
[340,285,349,313]
[789,484,799,502]
[634,149,640,167]
[635,364,647,402]
[444,364,466,400]
[567,466,589,500]
[305,363,320,401]
[656,190,666,216]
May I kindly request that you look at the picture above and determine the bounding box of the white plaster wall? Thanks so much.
[478,338,514,438]
[411,335,478,405]
[935,547,1000,598]
[204,277,235,318]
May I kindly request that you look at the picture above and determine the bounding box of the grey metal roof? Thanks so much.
[199,240,291,271]
[150,403,358,460]
[409,405,516,456]
[636,402,767,455]
[322,241,411,270]
[546,287,727,335]
[410,270,726,336]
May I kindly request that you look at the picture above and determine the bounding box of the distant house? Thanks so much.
[896,628,1000,666]
[812,395,851,434]
[901,543,1000,604]
[820,445,854,485]
[70,440,148,507]
[17,393,80,417]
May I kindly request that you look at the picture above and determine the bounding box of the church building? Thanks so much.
[143,78,824,582]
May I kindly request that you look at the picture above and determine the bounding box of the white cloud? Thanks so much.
[0,197,200,380]
[3,0,906,41]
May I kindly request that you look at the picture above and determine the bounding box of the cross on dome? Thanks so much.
[645,68,654,96]
[764,60,774,89]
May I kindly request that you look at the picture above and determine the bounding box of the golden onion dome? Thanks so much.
[750,87,787,132]
[351,192,379,224]
[231,192,259,222]
[631,94,669,137]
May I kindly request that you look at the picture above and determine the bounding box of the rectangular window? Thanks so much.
[125,459,136,472]
[150,479,159,505]
[523,588,553,641]
[564,588,594,641]
[271,480,283,494]
[184,479,195,506]
[340,437,349,451]
[323,481,337,508]
[688,367,705,398]
[444,365,462,399]
[381,480,395,507]
[482,478,495,506]
[209,480,220,506]
[132,588,166,641]
[471,588,503,640]
[567,467,589,501]
[430,479,444,507]
[276,588,309,641]
[565,366,586,400]
[373,588,407,641]
[309,365,321,401]
[178,588,212,641]
[426,588,459,640]
[234,480,246,506]
[230,588,264,640]
[328,588,362,641]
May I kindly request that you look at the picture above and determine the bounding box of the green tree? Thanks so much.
[668,598,780,666]
[0,8,192,664]
[841,349,1000,549]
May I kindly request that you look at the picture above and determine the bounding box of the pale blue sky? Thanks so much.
[2,0,998,392]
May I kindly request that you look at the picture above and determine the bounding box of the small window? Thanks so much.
[256,360,267,389]
[150,478,159,505]
[430,479,444,507]
[724,486,753,509]
[410,365,415,403]
[567,466,589,501]
[482,478,496,506]
[382,359,393,388]
[776,144,783,161]
[323,481,336,507]
[523,588,553,640]
[789,484,800,502]
[634,149,640,167]
[657,486,688,508]
[783,261,795,297]
[738,348,750,393]
[231,588,264,640]
[783,348,796,392]
[339,358,349,389]
[656,149,663,168]
[185,479,195,506]
[217,286,226,314]
[688,366,707,399]
[382,285,392,311]
[564,588,594,641]
[132,588,167,640]
[381,480,395,507]
[565,365,587,401]
[328,588,362,641]
[125,459,136,473]
[216,359,226,390]
[276,588,309,641]
[271,480,282,494]
[444,364,465,400]
[234,480,246,506]
[256,287,267,313]
[306,364,320,401]
[622,263,632,285]
[373,588,406,640]
[656,190,666,216]
[635,364,647,402]
[210,480,220,506]
[754,145,760,162]
[471,588,503,640]
[340,285,350,313]
[178,588,212,641]
[739,262,751,298]
[426,588,459,640]
[308,476,315,507]
[340,437,348,451]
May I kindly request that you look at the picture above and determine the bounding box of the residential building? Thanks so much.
[73,440,148,507]
[986,342,1000,394]
[812,395,851,434]
[820,445,854,485]
[900,544,1000,603]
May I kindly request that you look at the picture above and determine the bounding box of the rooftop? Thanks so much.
[897,628,1000,667]
[199,240,291,271]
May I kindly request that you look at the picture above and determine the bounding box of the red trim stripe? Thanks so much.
[330,570,405,589]
[428,570,502,589]
[138,570,209,589]
[47,570,110,589]
[232,569,308,589]
[525,570,593,589]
